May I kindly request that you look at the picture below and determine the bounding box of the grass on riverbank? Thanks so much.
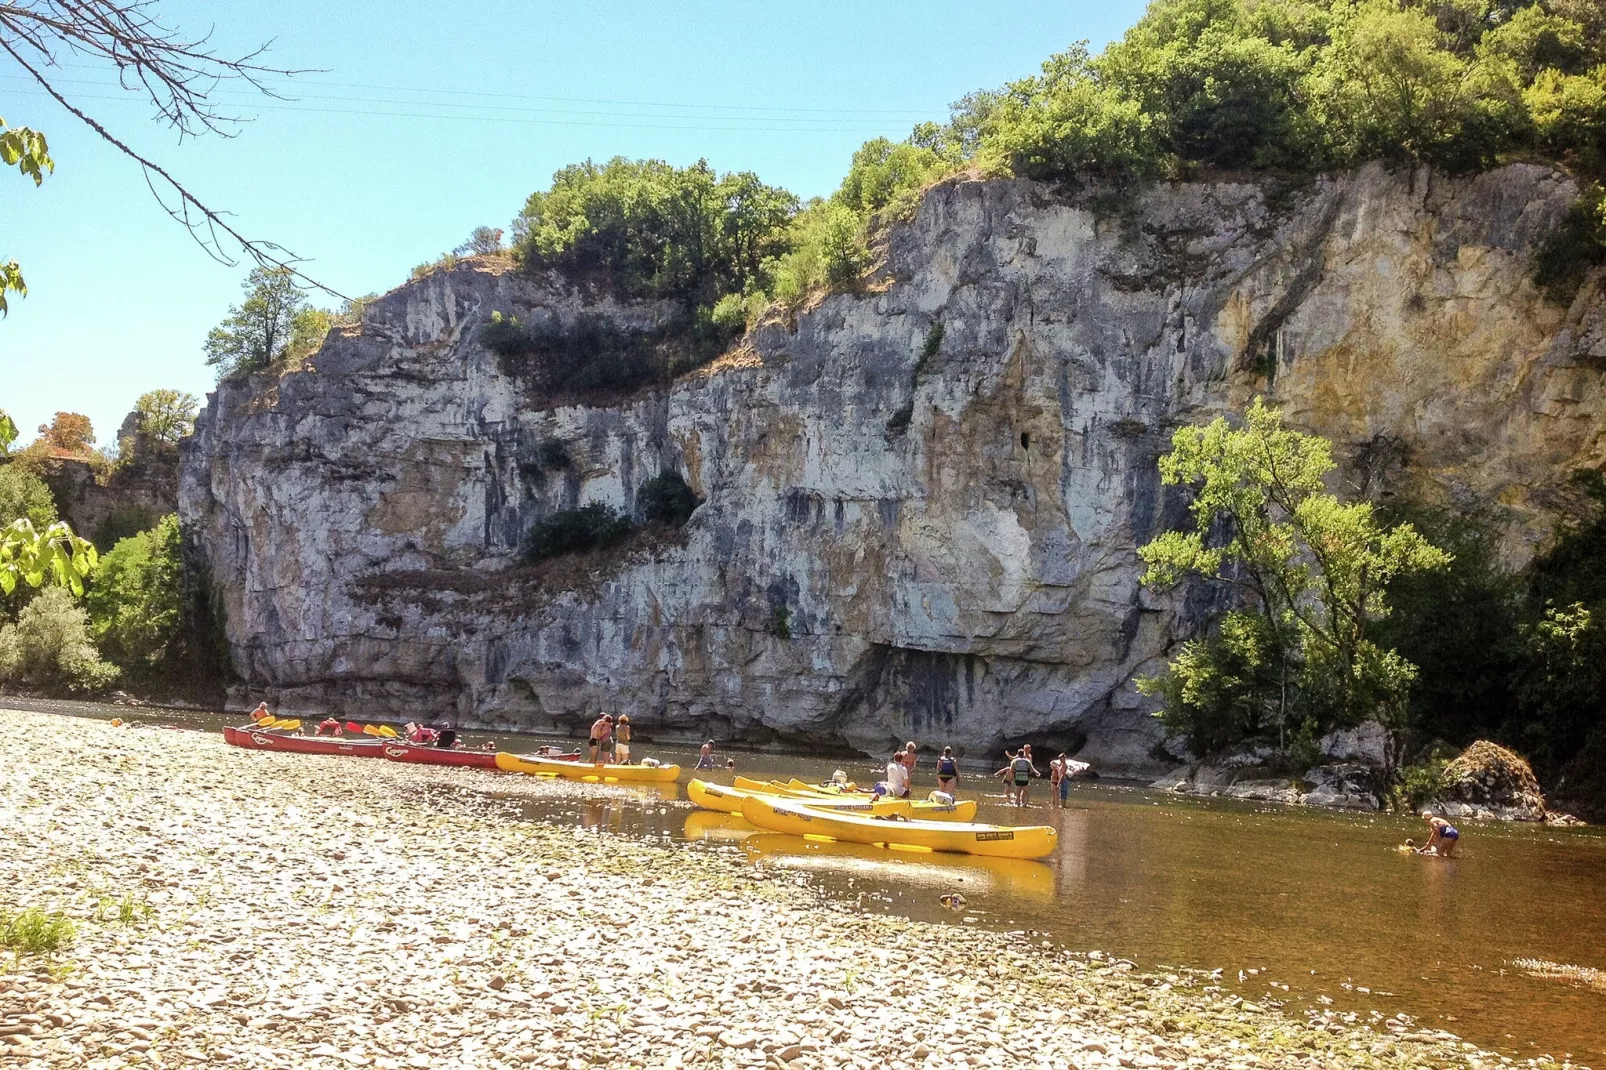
[1,906,76,957]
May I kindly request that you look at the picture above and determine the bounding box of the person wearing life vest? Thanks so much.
[997,746,1041,806]
[935,747,959,794]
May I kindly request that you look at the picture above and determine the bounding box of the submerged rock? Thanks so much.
[1151,760,1383,810]
[1436,740,1548,821]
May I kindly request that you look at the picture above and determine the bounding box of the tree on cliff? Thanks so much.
[1138,399,1451,766]
[130,390,199,451]
[35,412,94,456]
[0,0,338,314]
[204,267,328,379]
[512,158,798,310]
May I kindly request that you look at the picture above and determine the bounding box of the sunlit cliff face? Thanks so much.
[182,162,1603,769]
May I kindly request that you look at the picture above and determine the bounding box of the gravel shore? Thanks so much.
[0,710,1528,1069]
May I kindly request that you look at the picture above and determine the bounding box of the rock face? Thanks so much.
[1150,725,1389,810]
[181,162,1606,772]
[1436,740,1548,821]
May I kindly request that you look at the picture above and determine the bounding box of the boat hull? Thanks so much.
[699,779,977,820]
[494,752,680,783]
[381,742,499,768]
[223,725,386,757]
[738,795,1057,860]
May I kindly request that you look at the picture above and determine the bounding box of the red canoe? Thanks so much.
[222,725,386,757]
[380,741,500,768]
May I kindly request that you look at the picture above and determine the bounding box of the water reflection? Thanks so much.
[742,832,1055,900]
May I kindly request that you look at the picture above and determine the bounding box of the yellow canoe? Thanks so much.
[697,779,977,821]
[738,794,1057,860]
[495,752,680,783]
[770,778,979,821]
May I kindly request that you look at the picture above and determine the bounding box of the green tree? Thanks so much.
[1303,5,1520,170]
[1138,398,1450,760]
[454,225,505,256]
[511,157,798,310]
[131,389,200,450]
[0,466,58,529]
[204,267,310,379]
[0,409,16,458]
[86,514,183,678]
[0,585,117,694]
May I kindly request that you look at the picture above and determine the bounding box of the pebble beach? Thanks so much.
[0,710,1535,1069]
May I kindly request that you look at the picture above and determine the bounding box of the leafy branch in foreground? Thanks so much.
[0,518,98,597]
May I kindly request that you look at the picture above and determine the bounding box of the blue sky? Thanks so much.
[2,1,1144,447]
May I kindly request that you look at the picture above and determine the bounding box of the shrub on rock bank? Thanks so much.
[1436,740,1549,821]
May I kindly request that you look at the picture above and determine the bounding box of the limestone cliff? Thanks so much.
[180,162,1606,773]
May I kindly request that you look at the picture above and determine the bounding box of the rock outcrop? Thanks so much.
[1435,740,1548,821]
[181,162,1606,771]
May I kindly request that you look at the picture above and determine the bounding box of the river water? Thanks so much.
[17,698,1606,1063]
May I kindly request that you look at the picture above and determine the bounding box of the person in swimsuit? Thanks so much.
[935,747,959,794]
[588,714,613,763]
[1423,814,1460,857]
[613,714,631,763]
[696,741,716,769]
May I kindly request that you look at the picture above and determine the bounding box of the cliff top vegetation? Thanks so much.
[484,0,1606,332]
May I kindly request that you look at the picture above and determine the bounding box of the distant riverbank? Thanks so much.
[0,709,1510,1069]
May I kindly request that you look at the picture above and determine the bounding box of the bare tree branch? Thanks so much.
[0,0,343,298]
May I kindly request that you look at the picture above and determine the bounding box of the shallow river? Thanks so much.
[21,699,1606,1063]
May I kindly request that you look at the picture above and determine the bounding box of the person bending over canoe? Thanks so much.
[588,714,613,763]
[316,717,343,737]
[436,723,458,749]
[613,714,632,763]
[1422,814,1461,857]
[250,702,272,724]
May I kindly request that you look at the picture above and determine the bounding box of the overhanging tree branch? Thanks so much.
[0,0,344,298]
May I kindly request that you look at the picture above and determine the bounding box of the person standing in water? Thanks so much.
[1008,747,1041,806]
[935,747,959,795]
[1048,753,1067,807]
[696,741,716,769]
